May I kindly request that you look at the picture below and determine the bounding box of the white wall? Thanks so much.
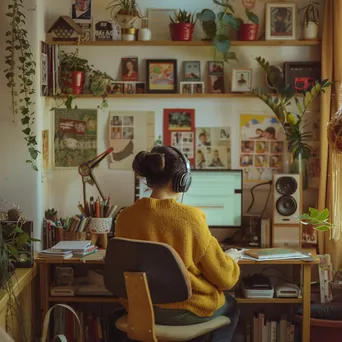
[0,0,47,242]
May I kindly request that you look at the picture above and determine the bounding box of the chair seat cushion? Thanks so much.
[116,314,230,341]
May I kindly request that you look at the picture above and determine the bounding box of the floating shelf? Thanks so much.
[48,93,256,99]
[48,40,321,47]
[49,296,120,303]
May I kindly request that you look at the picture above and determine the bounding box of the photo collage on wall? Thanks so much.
[54,109,97,168]
[108,111,155,170]
[240,114,286,182]
[196,127,231,169]
[163,109,195,165]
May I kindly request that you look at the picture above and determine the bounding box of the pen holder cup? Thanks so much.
[89,218,113,235]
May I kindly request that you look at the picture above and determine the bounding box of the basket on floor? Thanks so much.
[63,231,87,241]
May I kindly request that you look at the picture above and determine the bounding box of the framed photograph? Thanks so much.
[147,8,177,40]
[183,61,201,81]
[193,82,204,94]
[71,0,92,20]
[180,82,192,94]
[94,20,114,41]
[146,59,177,94]
[231,68,252,92]
[124,83,136,94]
[208,61,225,93]
[122,57,139,81]
[265,3,296,40]
[107,81,124,94]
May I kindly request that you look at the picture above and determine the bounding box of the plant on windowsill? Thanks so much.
[300,208,342,233]
[196,0,239,62]
[169,10,197,41]
[251,56,333,189]
[299,1,320,40]
[236,9,259,41]
[4,0,39,171]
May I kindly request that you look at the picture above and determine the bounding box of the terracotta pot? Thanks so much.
[303,22,319,40]
[169,23,194,41]
[71,71,85,94]
[239,24,259,41]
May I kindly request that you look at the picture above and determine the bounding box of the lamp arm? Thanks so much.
[89,172,105,201]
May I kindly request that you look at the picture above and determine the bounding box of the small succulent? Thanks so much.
[170,10,197,24]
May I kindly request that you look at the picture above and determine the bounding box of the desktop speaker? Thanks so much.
[272,174,302,248]
[273,174,301,225]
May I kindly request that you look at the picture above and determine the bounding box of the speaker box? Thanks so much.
[272,174,302,248]
[273,174,302,225]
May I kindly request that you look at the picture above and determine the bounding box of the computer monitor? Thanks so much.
[135,170,243,229]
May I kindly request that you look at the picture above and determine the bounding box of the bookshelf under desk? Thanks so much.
[35,251,319,342]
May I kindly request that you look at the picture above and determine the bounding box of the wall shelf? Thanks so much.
[47,40,321,47]
[236,297,302,304]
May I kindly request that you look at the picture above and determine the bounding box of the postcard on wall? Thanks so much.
[71,0,92,20]
[208,61,225,94]
[239,114,286,183]
[108,111,155,170]
[122,57,139,81]
[195,127,231,169]
[54,109,97,168]
[163,109,195,166]
[74,19,93,41]
[42,130,49,170]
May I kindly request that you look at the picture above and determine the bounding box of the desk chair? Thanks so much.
[104,238,230,342]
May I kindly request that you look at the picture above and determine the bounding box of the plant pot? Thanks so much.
[169,23,195,41]
[71,71,85,94]
[116,12,138,29]
[303,22,319,40]
[239,24,259,41]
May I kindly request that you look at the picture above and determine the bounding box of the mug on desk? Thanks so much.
[89,218,113,249]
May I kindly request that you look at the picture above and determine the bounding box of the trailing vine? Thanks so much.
[4,0,39,171]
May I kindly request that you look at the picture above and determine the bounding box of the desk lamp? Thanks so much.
[78,147,113,216]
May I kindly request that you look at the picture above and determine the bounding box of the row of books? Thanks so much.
[246,313,299,342]
[53,307,126,342]
[39,241,98,259]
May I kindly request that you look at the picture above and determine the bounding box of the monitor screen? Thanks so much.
[136,170,243,228]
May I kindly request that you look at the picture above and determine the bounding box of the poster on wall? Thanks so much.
[163,109,195,166]
[195,127,231,169]
[54,109,97,168]
[71,0,92,20]
[108,111,155,170]
[42,130,49,170]
[239,113,286,183]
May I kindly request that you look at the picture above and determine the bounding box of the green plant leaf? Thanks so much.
[213,0,235,13]
[223,51,238,61]
[309,207,320,218]
[245,8,259,24]
[217,12,239,29]
[317,208,329,222]
[196,9,216,22]
[315,225,330,231]
[213,35,230,54]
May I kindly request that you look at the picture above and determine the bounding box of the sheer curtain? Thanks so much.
[318,0,342,269]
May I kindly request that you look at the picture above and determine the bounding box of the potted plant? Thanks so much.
[196,1,239,62]
[107,0,141,29]
[45,208,58,221]
[60,49,90,94]
[251,57,332,189]
[169,10,197,41]
[237,8,259,41]
[299,1,319,40]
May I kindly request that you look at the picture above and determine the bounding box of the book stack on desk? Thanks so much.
[39,241,98,258]
[241,248,312,261]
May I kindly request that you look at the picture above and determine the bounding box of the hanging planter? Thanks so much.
[169,10,196,41]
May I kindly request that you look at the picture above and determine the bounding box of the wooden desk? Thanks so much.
[35,255,319,342]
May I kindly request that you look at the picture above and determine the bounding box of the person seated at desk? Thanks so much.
[115,146,241,342]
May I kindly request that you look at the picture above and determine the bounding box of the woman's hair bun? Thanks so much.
[132,151,165,177]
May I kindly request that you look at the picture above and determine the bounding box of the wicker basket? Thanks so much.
[63,231,87,241]
[88,218,113,234]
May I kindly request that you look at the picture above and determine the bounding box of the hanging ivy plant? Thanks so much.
[4,0,39,171]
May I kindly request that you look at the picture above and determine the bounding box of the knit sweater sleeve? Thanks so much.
[198,236,240,291]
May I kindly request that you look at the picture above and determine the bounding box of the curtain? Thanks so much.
[318,0,342,270]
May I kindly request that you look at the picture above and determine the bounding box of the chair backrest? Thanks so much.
[104,237,191,304]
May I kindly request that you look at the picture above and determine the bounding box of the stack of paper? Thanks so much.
[51,241,98,257]
[242,248,310,261]
[38,249,73,259]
